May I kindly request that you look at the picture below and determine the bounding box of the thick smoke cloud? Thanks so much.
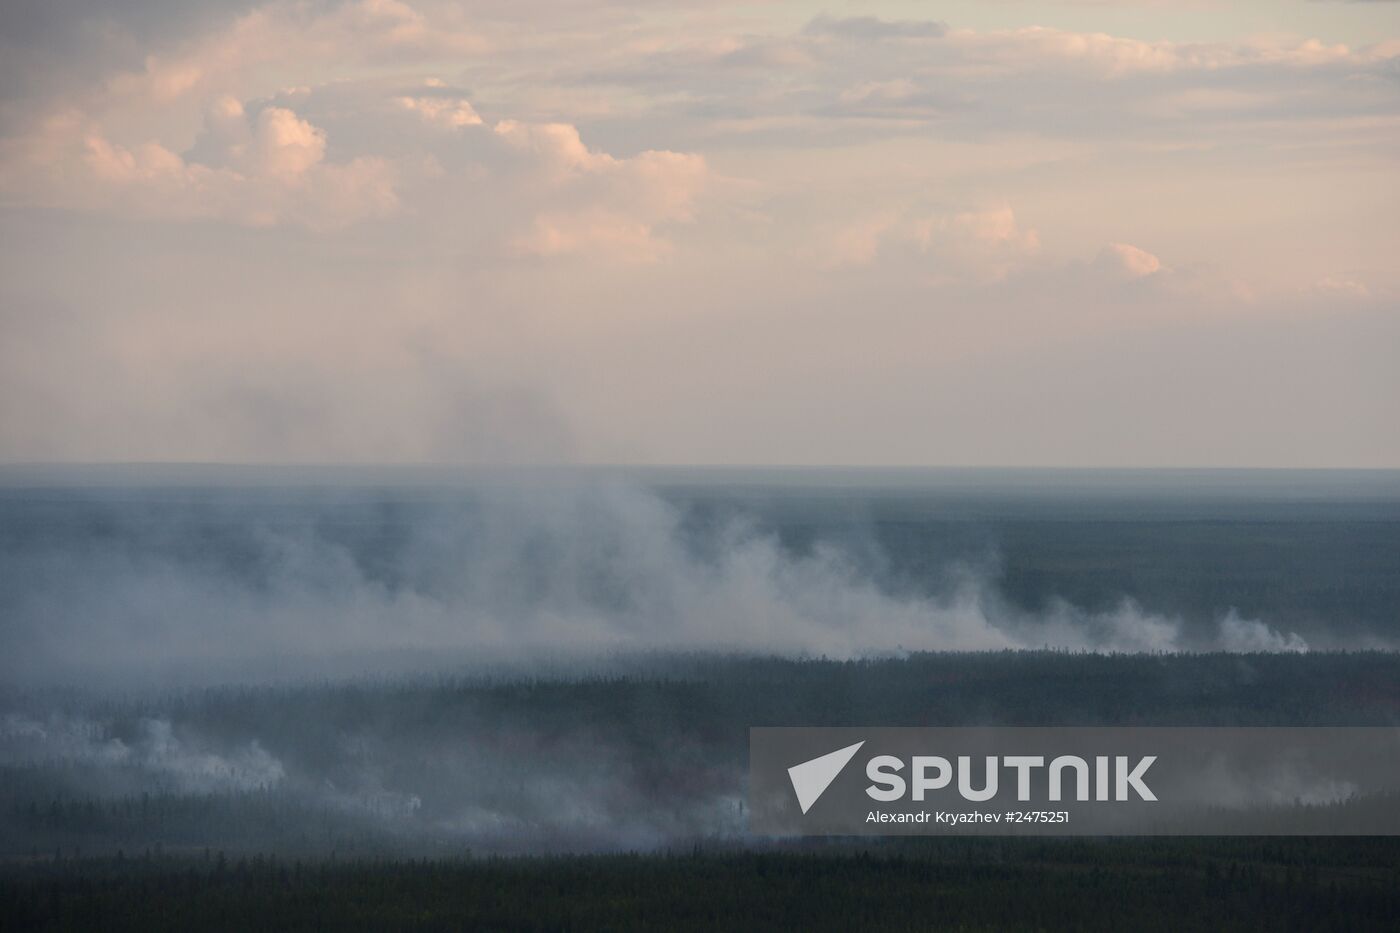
[1,479,1314,688]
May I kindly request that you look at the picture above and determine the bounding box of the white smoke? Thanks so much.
[0,712,284,793]
[3,481,1314,686]
[1187,752,1358,810]
[1216,609,1309,653]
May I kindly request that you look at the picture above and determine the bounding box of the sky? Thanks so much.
[0,0,1397,467]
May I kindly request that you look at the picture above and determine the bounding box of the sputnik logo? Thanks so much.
[788,741,865,814]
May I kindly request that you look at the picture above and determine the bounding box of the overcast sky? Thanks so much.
[1,0,1397,467]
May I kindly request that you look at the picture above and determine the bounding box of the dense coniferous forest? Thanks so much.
[3,649,1400,933]
[5,839,1400,932]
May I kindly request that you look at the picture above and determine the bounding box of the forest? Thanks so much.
[3,651,1400,861]
[5,837,1400,931]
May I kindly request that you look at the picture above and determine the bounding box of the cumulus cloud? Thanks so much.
[493,120,710,260]
[825,205,1041,281]
[0,92,399,229]
[1097,243,1164,279]
[196,97,327,176]
[1,79,710,250]
[396,79,483,129]
[934,207,1042,258]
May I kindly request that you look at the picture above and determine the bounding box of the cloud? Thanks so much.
[715,38,816,70]
[1097,243,1164,279]
[396,79,483,129]
[494,119,613,175]
[1312,276,1370,298]
[824,205,1041,281]
[826,78,953,120]
[203,98,327,176]
[0,1,1396,466]
[945,27,1379,78]
[99,0,486,107]
[2,96,399,229]
[493,120,710,261]
[2,77,711,251]
[804,15,947,41]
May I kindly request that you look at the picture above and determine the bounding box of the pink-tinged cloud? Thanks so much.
[1097,243,1163,279]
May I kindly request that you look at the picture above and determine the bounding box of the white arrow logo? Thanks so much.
[787,741,865,814]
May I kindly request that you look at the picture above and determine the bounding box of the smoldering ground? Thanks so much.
[5,652,1400,856]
